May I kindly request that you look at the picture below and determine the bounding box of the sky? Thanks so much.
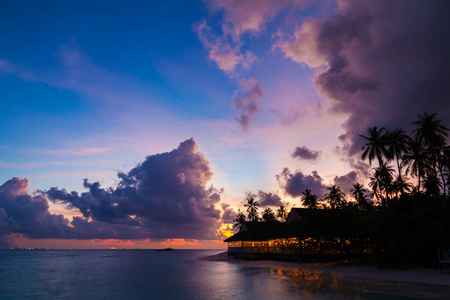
[1,0,450,249]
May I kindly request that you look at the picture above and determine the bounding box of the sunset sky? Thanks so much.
[1,0,449,249]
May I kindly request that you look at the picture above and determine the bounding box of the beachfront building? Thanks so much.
[224,208,313,259]
[224,208,364,260]
[224,221,296,259]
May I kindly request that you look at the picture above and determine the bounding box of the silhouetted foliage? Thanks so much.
[244,197,260,222]
[262,207,277,222]
[277,205,288,222]
[231,112,450,267]
[301,189,319,209]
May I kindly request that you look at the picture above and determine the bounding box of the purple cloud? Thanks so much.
[0,178,72,240]
[332,171,358,196]
[232,77,264,129]
[257,191,283,207]
[220,203,236,223]
[276,168,327,199]
[291,146,321,161]
[280,0,450,155]
[0,139,225,247]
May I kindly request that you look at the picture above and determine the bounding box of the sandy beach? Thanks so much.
[201,252,450,287]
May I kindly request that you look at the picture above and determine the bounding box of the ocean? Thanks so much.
[0,249,449,299]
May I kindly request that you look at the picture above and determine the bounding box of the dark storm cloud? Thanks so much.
[291,146,321,161]
[0,139,225,247]
[257,190,283,207]
[232,77,264,130]
[48,138,222,240]
[0,178,72,241]
[282,0,450,155]
[276,168,328,198]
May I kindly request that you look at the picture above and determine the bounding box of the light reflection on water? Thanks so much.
[0,250,449,299]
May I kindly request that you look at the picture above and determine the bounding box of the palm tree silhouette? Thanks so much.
[402,138,431,193]
[386,128,410,176]
[412,112,449,195]
[370,164,394,205]
[324,185,346,209]
[433,135,449,195]
[277,205,288,222]
[393,174,413,196]
[412,112,449,149]
[233,211,246,231]
[350,183,368,207]
[423,171,442,196]
[301,189,318,209]
[244,197,260,222]
[360,126,389,167]
[262,207,277,222]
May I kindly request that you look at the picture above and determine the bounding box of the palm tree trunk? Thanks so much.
[396,156,402,177]
[438,162,447,196]
[418,173,421,193]
[378,156,384,168]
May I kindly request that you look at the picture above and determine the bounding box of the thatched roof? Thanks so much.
[224,221,290,242]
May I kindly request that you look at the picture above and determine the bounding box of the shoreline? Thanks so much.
[201,252,450,287]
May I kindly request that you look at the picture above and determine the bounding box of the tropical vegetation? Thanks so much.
[232,112,450,267]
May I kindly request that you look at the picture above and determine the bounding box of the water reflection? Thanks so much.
[265,266,450,299]
[1,250,449,300]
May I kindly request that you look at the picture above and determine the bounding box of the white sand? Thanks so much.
[201,252,450,287]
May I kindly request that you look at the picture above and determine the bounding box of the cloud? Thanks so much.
[257,190,283,207]
[194,20,256,73]
[207,0,296,36]
[232,77,264,129]
[332,171,358,196]
[220,203,236,223]
[0,178,72,241]
[276,168,327,198]
[0,139,226,247]
[47,138,222,240]
[195,0,305,74]
[291,145,321,161]
[279,0,450,155]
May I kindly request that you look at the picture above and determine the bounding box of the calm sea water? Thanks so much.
[0,249,449,299]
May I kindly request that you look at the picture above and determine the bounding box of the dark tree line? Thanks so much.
[233,196,289,230]
[293,112,450,267]
[232,112,450,267]
[298,112,450,209]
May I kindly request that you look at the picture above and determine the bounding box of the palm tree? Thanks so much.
[434,135,450,195]
[301,189,318,209]
[244,197,260,222]
[360,126,389,167]
[350,183,368,207]
[442,148,450,192]
[386,128,410,176]
[369,164,394,205]
[233,211,246,231]
[262,207,277,222]
[393,174,413,196]
[402,138,431,193]
[369,171,382,203]
[323,185,346,209]
[423,171,442,196]
[277,205,288,222]
[412,112,449,195]
[379,164,395,200]
[412,112,449,149]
